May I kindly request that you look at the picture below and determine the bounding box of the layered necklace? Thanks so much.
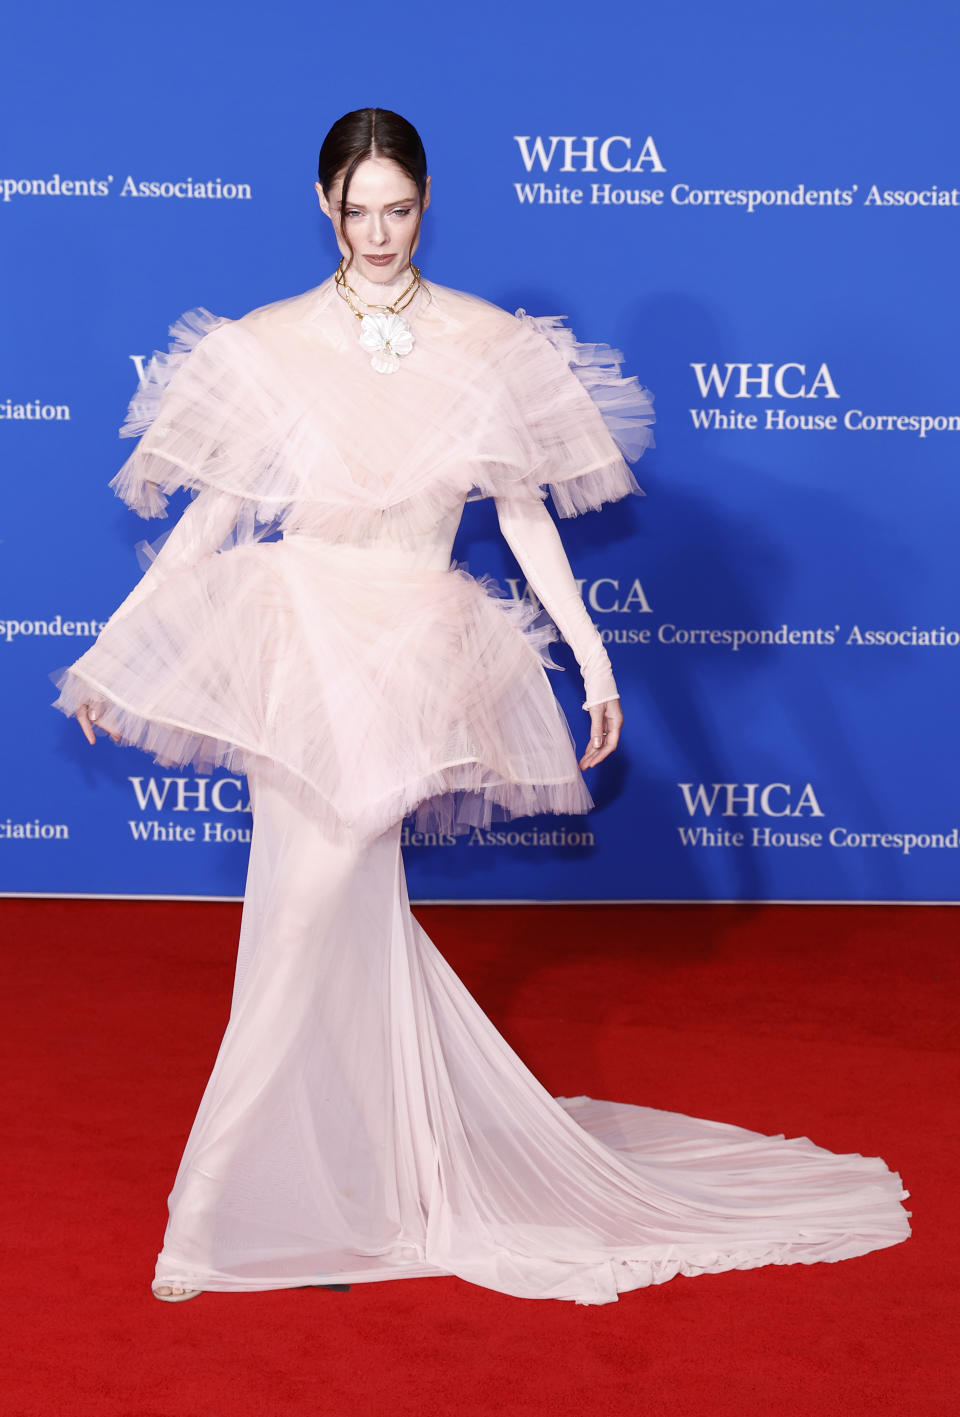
[334,257,421,374]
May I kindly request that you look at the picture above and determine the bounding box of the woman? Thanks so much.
[54,109,910,1306]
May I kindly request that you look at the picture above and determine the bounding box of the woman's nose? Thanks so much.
[368,215,388,246]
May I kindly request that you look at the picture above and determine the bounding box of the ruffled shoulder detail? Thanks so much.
[484,310,654,518]
[107,306,306,525]
[513,311,655,465]
[106,286,653,538]
[119,307,231,443]
[109,308,246,519]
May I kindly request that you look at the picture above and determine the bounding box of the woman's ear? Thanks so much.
[315,181,332,218]
[422,175,431,212]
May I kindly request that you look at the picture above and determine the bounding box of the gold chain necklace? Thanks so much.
[333,258,421,375]
[334,257,421,321]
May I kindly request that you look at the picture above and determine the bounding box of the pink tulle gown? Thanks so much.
[53,274,910,1304]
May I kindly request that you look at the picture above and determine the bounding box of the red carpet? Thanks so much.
[2,899,955,1416]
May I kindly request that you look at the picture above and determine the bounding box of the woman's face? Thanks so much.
[316,156,430,285]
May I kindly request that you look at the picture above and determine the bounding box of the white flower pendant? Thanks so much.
[357,312,415,375]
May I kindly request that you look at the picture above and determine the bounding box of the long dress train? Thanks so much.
[152,769,909,1305]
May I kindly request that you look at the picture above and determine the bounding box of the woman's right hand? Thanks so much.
[75,704,120,746]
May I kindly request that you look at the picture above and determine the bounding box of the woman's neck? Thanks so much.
[336,259,418,308]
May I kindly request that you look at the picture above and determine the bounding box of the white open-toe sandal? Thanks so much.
[152,1285,202,1303]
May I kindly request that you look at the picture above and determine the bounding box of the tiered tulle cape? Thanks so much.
[109,279,654,535]
[54,278,654,838]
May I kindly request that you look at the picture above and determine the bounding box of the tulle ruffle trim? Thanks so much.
[547,457,643,520]
[119,306,230,442]
[487,310,652,521]
[52,666,593,842]
[51,551,595,843]
[513,309,656,464]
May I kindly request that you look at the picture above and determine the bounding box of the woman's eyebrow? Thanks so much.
[341,196,419,209]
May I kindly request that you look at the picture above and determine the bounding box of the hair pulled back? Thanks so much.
[318,108,429,262]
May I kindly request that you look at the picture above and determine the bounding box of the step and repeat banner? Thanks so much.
[2,1,958,901]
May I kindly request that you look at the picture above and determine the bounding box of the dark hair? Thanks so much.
[317,108,429,262]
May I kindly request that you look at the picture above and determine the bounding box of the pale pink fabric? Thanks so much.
[54,276,653,839]
[150,773,910,1302]
[53,276,910,1302]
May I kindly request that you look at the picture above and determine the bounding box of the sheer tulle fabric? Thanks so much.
[54,535,592,841]
[53,275,910,1304]
[55,276,651,838]
[107,280,654,538]
[152,773,910,1303]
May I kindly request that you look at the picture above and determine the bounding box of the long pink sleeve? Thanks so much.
[494,495,619,710]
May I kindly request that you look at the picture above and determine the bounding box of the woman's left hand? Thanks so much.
[579,698,623,770]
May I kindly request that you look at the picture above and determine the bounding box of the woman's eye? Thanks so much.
[341,207,412,219]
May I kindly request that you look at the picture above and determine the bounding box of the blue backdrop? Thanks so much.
[2,0,958,901]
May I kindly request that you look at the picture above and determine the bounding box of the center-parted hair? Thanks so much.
[317,108,429,262]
